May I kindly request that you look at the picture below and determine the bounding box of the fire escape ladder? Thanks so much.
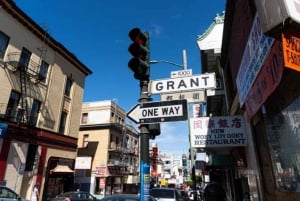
[19,66,28,124]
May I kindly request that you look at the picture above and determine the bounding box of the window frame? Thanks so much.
[0,31,9,59]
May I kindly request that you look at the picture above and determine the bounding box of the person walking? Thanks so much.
[31,183,39,201]
[203,174,226,201]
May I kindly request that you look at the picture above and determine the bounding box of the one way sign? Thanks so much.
[126,99,188,124]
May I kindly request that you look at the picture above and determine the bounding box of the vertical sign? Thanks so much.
[236,14,274,105]
[140,162,150,201]
[0,123,8,138]
[282,31,300,72]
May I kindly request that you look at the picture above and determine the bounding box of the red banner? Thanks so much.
[245,41,284,121]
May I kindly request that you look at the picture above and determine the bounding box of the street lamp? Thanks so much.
[150,49,188,70]
[150,60,185,69]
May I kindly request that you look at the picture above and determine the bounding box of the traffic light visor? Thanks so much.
[129,28,148,45]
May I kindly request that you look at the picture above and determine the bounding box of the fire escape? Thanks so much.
[3,30,49,125]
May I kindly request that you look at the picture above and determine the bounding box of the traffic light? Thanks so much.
[152,147,158,158]
[128,27,150,81]
[147,123,161,139]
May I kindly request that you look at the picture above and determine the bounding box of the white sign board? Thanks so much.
[75,156,92,169]
[150,73,216,95]
[236,14,274,105]
[190,115,247,148]
[161,90,205,103]
[171,69,192,78]
[126,100,188,124]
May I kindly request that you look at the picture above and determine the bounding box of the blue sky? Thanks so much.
[15,0,225,157]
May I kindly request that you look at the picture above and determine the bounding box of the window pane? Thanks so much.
[5,91,20,122]
[266,97,300,192]
[81,113,88,124]
[29,99,41,125]
[0,31,9,59]
[64,78,72,97]
[38,60,49,82]
[59,111,68,134]
[19,48,31,70]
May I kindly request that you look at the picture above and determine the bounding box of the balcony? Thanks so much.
[5,52,45,82]
[0,103,38,126]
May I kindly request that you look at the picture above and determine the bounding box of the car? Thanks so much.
[51,191,100,201]
[100,194,157,201]
[0,185,29,201]
[150,188,185,201]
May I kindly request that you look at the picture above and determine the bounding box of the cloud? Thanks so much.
[151,121,190,156]
[148,24,164,38]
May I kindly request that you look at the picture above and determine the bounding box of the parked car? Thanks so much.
[51,191,100,201]
[100,194,156,201]
[150,188,184,201]
[0,185,29,201]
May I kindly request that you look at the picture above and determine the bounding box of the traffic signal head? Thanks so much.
[128,27,150,81]
[147,123,161,139]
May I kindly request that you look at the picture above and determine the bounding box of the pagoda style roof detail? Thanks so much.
[197,12,225,52]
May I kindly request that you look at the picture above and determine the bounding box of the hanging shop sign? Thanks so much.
[282,31,300,72]
[189,115,247,148]
[236,14,274,106]
[255,0,300,35]
[245,41,284,121]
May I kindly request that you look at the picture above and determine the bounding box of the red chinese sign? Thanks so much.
[245,41,284,121]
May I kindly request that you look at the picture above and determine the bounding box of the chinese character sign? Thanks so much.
[190,115,247,148]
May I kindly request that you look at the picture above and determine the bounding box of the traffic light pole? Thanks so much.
[139,80,151,201]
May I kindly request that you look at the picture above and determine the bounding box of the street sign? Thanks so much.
[149,73,216,95]
[170,69,192,78]
[127,104,140,124]
[126,99,188,124]
[161,90,206,103]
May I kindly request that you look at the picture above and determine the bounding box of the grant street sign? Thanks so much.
[126,99,188,124]
[149,73,216,95]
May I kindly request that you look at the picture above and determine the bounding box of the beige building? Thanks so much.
[78,100,140,196]
[0,1,92,201]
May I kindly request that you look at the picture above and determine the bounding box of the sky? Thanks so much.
[15,0,226,157]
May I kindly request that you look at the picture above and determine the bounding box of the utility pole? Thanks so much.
[128,28,151,201]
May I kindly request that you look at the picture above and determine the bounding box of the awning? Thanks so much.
[50,165,74,173]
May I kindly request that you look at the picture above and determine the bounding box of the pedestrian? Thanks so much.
[31,183,39,201]
[203,173,226,201]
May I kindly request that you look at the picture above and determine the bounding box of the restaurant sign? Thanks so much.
[190,115,247,148]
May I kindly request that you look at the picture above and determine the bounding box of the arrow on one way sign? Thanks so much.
[126,99,188,124]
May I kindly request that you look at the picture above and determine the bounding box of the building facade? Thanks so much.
[221,0,300,200]
[78,100,140,197]
[0,1,92,201]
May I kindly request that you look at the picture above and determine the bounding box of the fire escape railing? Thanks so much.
[2,52,42,125]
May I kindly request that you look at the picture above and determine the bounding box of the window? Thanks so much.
[64,78,73,97]
[265,97,300,192]
[25,144,38,171]
[38,60,49,82]
[83,134,89,147]
[81,113,88,124]
[0,31,9,59]
[59,111,68,134]
[29,99,41,126]
[19,48,31,70]
[5,91,20,122]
